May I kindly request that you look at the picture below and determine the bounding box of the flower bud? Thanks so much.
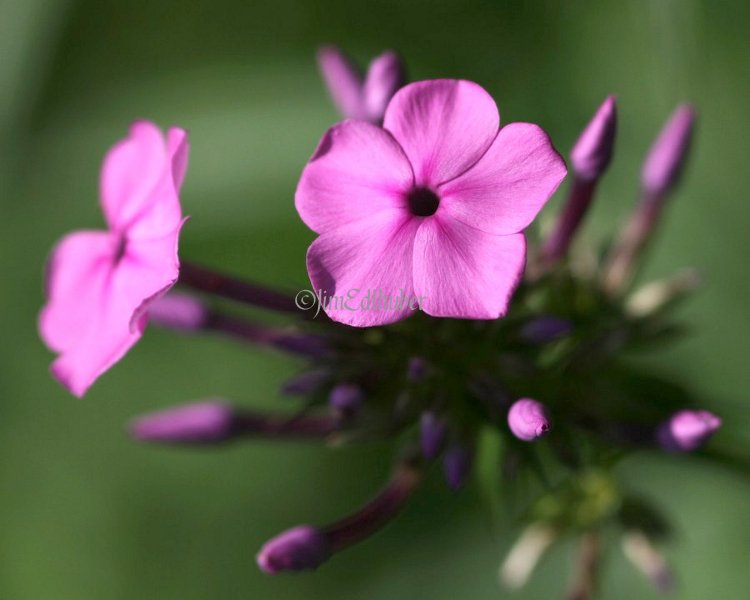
[407,356,429,383]
[256,525,331,574]
[148,292,208,331]
[280,369,329,396]
[571,95,617,181]
[537,97,616,266]
[328,383,363,416]
[363,50,405,123]
[316,45,364,120]
[508,399,551,442]
[443,443,473,491]
[129,400,235,443]
[657,409,721,452]
[641,105,696,197]
[419,411,446,459]
[520,316,573,343]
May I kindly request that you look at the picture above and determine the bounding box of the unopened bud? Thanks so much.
[363,50,405,123]
[256,525,331,574]
[148,292,208,331]
[443,443,473,491]
[508,399,552,442]
[641,105,696,196]
[571,95,617,181]
[129,400,235,443]
[419,411,446,459]
[657,409,721,452]
[328,383,363,416]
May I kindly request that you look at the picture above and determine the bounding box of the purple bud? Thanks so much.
[657,409,721,452]
[148,292,208,331]
[363,50,405,123]
[316,45,364,120]
[407,356,429,383]
[571,95,617,181]
[129,401,235,443]
[328,384,363,416]
[520,317,573,343]
[508,399,552,442]
[280,369,329,396]
[443,443,473,491]
[420,411,446,459]
[641,105,696,196]
[256,525,331,574]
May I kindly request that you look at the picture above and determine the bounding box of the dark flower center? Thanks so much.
[114,235,127,264]
[407,187,440,217]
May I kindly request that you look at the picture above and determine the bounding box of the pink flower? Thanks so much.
[296,79,567,326]
[317,45,405,124]
[39,121,189,397]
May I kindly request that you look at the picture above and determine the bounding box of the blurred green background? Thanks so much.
[1,0,749,598]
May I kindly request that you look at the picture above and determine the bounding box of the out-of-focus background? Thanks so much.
[1,0,749,598]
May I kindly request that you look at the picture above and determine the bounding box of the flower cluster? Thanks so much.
[39,46,729,595]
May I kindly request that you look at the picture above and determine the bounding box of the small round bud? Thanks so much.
[328,384,364,416]
[508,399,551,442]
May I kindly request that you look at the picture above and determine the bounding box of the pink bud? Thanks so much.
[571,95,617,181]
[129,401,235,443]
[256,526,331,574]
[148,292,208,331]
[508,398,551,442]
[657,409,721,452]
[641,105,696,196]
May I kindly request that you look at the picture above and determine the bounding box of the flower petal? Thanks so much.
[126,127,189,241]
[438,123,567,236]
[39,231,116,354]
[39,224,182,397]
[295,120,414,234]
[306,209,422,327]
[100,121,170,233]
[317,46,365,120]
[413,216,526,319]
[383,79,499,187]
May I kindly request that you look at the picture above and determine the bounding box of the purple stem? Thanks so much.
[179,261,304,316]
[323,459,423,552]
[602,191,663,294]
[208,313,331,358]
[539,177,597,265]
[233,412,340,439]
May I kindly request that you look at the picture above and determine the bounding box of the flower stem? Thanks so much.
[539,177,597,267]
[208,313,331,358]
[566,532,601,600]
[179,260,303,315]
[601,191,662,295]
[324,457,424,552]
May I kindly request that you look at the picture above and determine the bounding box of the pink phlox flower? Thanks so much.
[296,79,567,326]
[39,121,189,396]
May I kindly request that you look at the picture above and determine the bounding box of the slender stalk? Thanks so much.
[179,260,304,315]
[602,191,663,295]
[324,458,423,552]
[208,313,331,358]
[566,532,601,600]
[538,178,597,267]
